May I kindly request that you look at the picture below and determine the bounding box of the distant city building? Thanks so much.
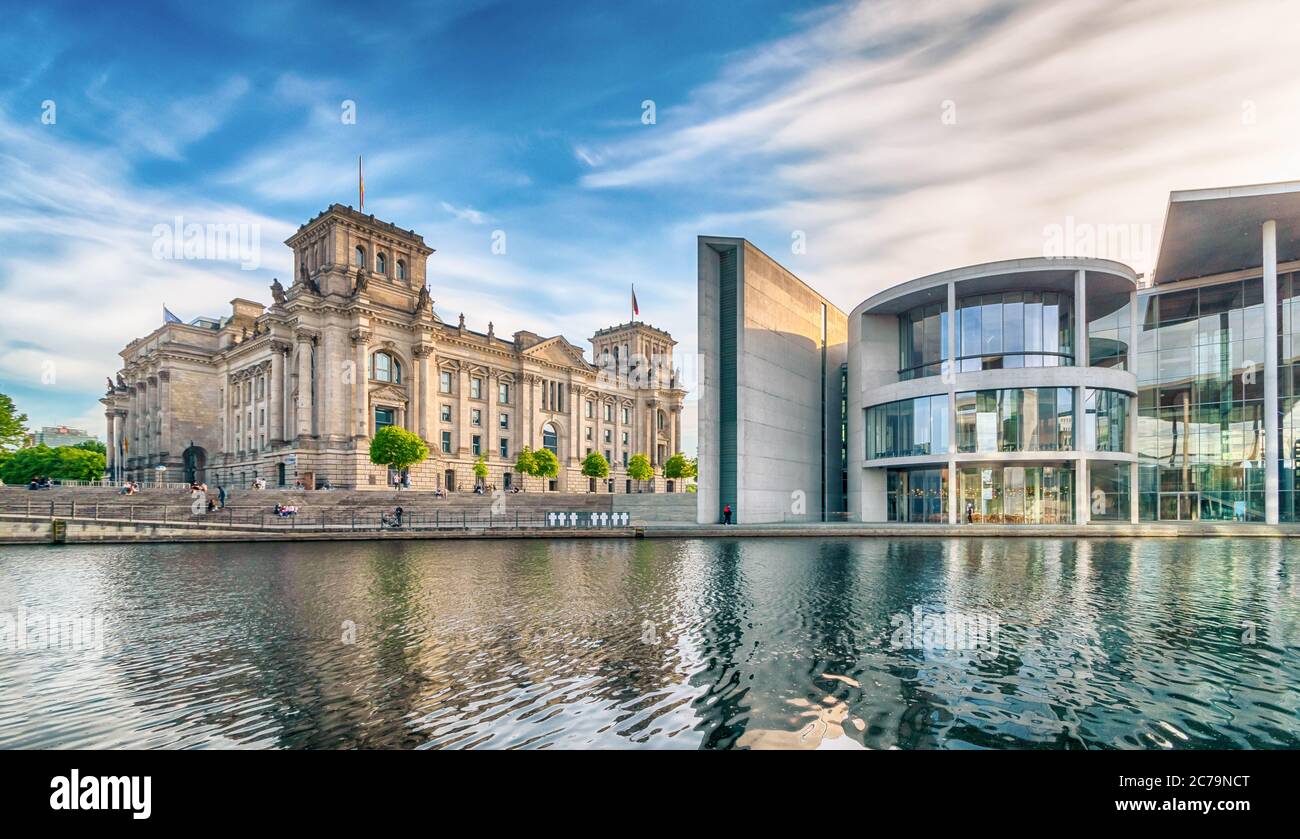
[102,204,686,491]
[701,179,1300,527]
[25,426,96,448]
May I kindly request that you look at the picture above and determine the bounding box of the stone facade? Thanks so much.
[102,204,687,492]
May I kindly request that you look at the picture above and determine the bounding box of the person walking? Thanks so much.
[723,503,732,525]
[217,485,227,510]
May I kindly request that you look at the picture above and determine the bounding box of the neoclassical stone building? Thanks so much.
[102,204,686,492]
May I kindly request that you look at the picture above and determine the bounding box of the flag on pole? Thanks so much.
[163,306,181,324]
[631,284,639,318]
[359,154,365,210]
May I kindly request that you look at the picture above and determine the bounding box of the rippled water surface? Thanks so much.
[1,537,1298,749]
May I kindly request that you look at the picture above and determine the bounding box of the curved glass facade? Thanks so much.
[865,393,949,459]
[957,464,1074,523]
[885,467,948,522]
[958,292,1073,371]
[897,302,948,380]
[955,387,1074,453]
[1084,388,1128,452]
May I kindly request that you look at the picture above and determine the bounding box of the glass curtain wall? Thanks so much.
[897,302,947,380]
[1279,273,1300,520]
[1088,461,1130,521]
[885,467,949,522]
[955,387,1074,453]
[1084,388,1128,452]
[1136,279,1265,521]
[1088,298,1131,370]
[957,292,1073,371]
[956,465,1074,524]
[865,394,950,459]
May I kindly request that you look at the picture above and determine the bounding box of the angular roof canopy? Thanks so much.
[1153,180,1300,285]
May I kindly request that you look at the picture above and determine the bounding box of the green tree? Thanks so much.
[663,453,690,479]
[514,446,536,491]
[0,393,28,452]
[368,426,429,489]
[531,447,560,488]
[473,454,489,487]
[0,445,105,484]
[74,439,107,455]
[627,453,654,491]
[581,450,609,490]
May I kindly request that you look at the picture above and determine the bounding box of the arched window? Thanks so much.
[371,351,401,383]
[542,422,558,455]
[375,252,387,274]
[354,245,365,267]
[396,260,406,281]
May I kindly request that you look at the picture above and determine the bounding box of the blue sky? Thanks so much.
[4,0,1300,453]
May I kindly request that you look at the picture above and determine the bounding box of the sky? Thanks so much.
[3,0,1300,454]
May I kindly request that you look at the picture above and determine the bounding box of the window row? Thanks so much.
[353,245,408,281]
[957,292,1074,371]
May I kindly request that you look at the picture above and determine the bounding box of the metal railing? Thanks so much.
[0,501,634,533]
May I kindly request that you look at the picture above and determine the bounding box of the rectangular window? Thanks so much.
[441,404,451,423]
[441,431,451,453]
[621,407,630,424]
[499,413,509,429]
[499,382,509,404]
[440,371,452,393]
[499,438,509,458]
[375,407,395,430]
[621,431,628,445]
[471,408,481,426]
[471,377,482,399]
[604,404,613,421]
[472,435,481,456]
[604,429,612,443]
[586,401,594,418]
[585,426,592,440]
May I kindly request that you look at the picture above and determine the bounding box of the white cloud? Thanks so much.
[580,0,1300,309]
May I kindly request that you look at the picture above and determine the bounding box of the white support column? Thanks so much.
[1075,269,1089,525]
[1264,219,1280,525]
[946,280,959,524]
[1129,289,1140,523]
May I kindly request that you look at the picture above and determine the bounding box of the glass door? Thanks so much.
[1158,492,1200,521]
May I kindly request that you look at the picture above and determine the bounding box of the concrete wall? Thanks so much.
[697,237,848,524]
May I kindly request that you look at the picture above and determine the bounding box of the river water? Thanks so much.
[1,537,1296,749]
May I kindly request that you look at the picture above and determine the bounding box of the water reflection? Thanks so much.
[0,537,1296,749]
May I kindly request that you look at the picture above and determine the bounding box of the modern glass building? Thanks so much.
[841,181,1300,526]
[699,180,1300,527]
[849,258,1137,524]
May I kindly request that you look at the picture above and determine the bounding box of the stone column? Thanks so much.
[456,364,470,454]
[525,374,536,451]
[136,382,149,465]
[351,330,370,438]
[269,341,287,445]
[105,411,115,479]
[295,330,315,439]
[157,371,171,459]
[113,411,124,483]
[1264,219,1280,525]
[415,345,432,442]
